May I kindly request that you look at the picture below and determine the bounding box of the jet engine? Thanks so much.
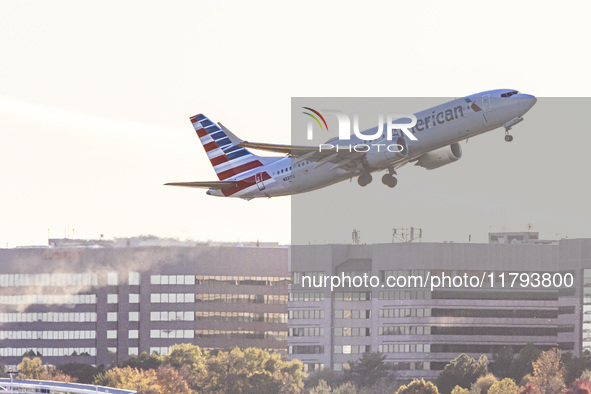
[415,142,462,170]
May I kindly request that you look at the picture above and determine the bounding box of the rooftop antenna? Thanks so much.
[393,227,422,243]
[352,229,361,245]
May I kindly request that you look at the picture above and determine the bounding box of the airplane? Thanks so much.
[165,89,536,199]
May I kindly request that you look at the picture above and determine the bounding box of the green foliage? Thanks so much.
[306,369,345,390]
[18,357,76,382]
[57,363,102,384]
[564,354,591,384]
[491,347,515,380]
[436,354,488,394]
[333,381,358,394]
[396,378,439,394]
[509,344,541,383]
[122,351,162,371]
[470,373,497,394]
[451,386,470,394]
[159,343,207,390]
[487,378,519,394]
[310,379,333,394]
[528,348,565,394]
[347,352,390,389]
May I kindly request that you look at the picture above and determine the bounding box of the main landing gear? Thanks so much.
[357,172,373,187]
[381,168,398,188]
[358,168,398,188]
[504,131,513,142]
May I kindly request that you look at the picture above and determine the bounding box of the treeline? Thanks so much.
[9,343,591,393]
[11,344,305,393]
[306,346,591,394]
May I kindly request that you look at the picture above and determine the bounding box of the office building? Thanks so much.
[0,239,289,368]
[288,235,587,380]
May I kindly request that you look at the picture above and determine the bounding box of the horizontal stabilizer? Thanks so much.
[164,181,237,189]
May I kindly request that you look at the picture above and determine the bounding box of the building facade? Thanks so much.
[288,237,589,380]
[0,241,289,368]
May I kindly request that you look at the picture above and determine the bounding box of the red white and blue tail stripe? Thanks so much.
[190,114,264,181]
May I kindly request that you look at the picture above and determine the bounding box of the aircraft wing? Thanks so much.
[164,181,237,189]
[240,140,367,171]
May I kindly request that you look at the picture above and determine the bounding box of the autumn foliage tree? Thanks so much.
[565,378,591,394]
[528,348,566,394]
[487,378,520,394]
[17,357,76,382]
[396,378,439,393]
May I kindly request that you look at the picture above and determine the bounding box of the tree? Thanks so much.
[509,344,541,383]
[199,347,305,393]
[487,378,519,394]
[57,363,102,383]
[564,378,591,394]
[310,379,333,394]
[451,387,470,394]
[306,369,345,390]
[347,352,390,389]
[160,343,207,391]
[93,366,161,394]
[517,383,541,394]
[470,373,497,393]
[333,382,358,394]
[491,347,515,379]
[155,365,191,394]
[436,354,488,394]
[396,378,439,394]
[565,355,591,384]
[529,348,566,394]
[122,351,162,371]
[18,357,76,382]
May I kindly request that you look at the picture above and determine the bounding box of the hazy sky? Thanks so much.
[1,1,590,247]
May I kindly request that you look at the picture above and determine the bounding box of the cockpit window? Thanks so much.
[501,90,519,97]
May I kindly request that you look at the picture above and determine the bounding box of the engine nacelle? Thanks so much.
[365,137,408,168]
[415,142,462,170]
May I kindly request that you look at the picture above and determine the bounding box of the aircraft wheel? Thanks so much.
[358,173,372,187]
[382,174,398,188]
[505,134,513,142]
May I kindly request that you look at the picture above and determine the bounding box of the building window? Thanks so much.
[107,294,118,304]
[107,312,117,322]
[128,347,139,356]
[129,294,139,303]
[150,347,170,355]
[128,272,140,285]
[129,312,139,321]
[107,273,118,286]
[129,330,139,339]
[107,330,117,339]
[150,311,194,321]
[151,275,195,285]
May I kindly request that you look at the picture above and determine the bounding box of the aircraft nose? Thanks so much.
[518,94,537,111]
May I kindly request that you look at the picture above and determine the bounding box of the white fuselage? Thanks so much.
[208,90,536,199]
